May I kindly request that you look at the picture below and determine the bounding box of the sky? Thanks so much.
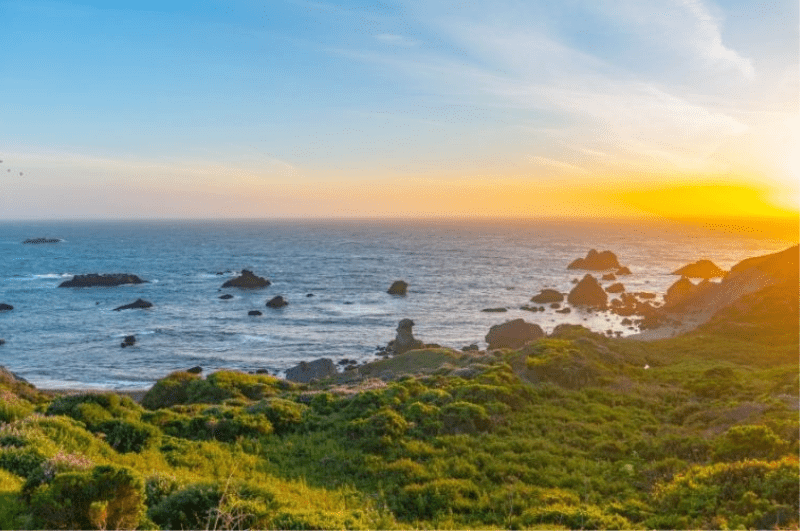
[0,0,798,220]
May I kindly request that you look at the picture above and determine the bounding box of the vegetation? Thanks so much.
[0,312,797,529]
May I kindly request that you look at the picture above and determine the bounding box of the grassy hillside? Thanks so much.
[1,271,798,530]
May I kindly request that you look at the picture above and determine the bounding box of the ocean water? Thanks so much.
[0,218,794,390]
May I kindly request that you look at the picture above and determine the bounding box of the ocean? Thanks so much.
[0,218,794,390]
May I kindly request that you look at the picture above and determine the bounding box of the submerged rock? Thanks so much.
[222,270,271,289]
[120,335,136,348]
[485,319,544,350]
[219,294,234,300]
[285,358,337,383]
[567,249,622,270]
[567,274,608,308]
[23,238,61,244]
[601,273,616,281]
[59,273,147,288]
[0,303,13,311]
[266,295,288,308]
[248,310,263,316]
[387,280,408,296]
[481,307,507,313]
[113,298,153,311]
[530,289,564,303]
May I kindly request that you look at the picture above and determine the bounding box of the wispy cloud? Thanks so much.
[375,33,418,47]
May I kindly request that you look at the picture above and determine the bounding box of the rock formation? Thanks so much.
[672,259,725,279]
[387,280,408,296]
[606,283,625,294]
[615,266,632,275]
[113,299,153,311]
[59,273,147,288]
[567,274,608,308]
[393,319,423,354]
[266,296,288,308]
[0,303,13,311]
[485,319,544,350]
[530,289,564,303]
[601,273,616,281]
[567,249,622,270]
[285,358,337,383]
[120,335,136,348]
[219,294,233,300]
[221,270,271,289]
[248,310,263,316]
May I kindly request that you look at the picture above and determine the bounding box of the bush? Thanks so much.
[0,447,46,478]
[714,424,788,461]
[29,465,145,530]
[95,419,160,453]
[141,371,200,410]
[248,398,308,434]
[347,408,408,450]
[395,478,482,520]
[147,483,222,530]
[441,401,491,435]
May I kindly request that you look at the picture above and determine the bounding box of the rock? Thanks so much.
[663,277,697,308]
[463,344,479,352]
[520,305,539,312]
[571,278,579,284]
[387,280,408,296]
[266,296,288,308]
[187,366,203,374]
[0,339,5,346]
[306,293,314,297]
[255,368,268,374]
[285,358,337,383]
[0,303,13,311]
[549,303,560,309]
[219,294,233,300]
[556,307,571,314]
[615,266,632,275]
[567,274,608,308]
[606,283,625,294]
[23,237,61,244]
[672,259,725,279]
[59,273,147,288]
[394,319,423,354]
[248,310,263,316]
[113,298,153,311]
[621,318,632,325]
[485,319,544,350]
[635,292,656,299]
[481,307,507,313]
[122,335,136,346]
[530,289,564,303]
[567,249,622,270]
[601,273,616,281]
[221,270,271,289]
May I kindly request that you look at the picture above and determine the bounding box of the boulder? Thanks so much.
[0,339,5,346]
[567,274,608,308]
[615,266,632,275]
[485,319,544,350]
[248,310,263,316]
[387,280,408,296]
[601,273,616,281]
[394,319,423,354]
[567,249,622,270]
[481,307,507,313]
[606,283,625,294]
[556,307,572,314]
[221,270,271,289]
[59,273,147,288]
[672,259,725,279]
[187,366,203,374]
[0,303,13,311]
[113,298,153,311]
[219,294,233,300]
[285,358,337,383]
[663,277,696,308]
[266,296,288,308]
[530,289,564,303]
[120,335,136,348]
[549,303,560,309]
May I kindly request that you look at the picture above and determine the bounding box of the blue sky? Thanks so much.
[1,0,797,218]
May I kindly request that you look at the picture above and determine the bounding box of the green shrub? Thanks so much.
[441,401,491,435]
[141,371,200,410]
[347,407,408,449]
[0,447,46,478]
[714,424,788,461]
[395,478,482,520]
[29,465,145,530]
[0,397,34,423]
[46,392,140,424]
[248,398,308,434]
[147,482,222,530]
[95,419,160,453]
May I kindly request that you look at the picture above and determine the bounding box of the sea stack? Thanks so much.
[222,270,271,289]
[387,280,408,296]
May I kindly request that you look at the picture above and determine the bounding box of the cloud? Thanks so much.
[375,33,418,47]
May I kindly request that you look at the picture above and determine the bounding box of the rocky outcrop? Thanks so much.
[120,335,136,348]
[605,283,625,294]
[393,319,423,354]
[601,273,616,281]
[285,358,336,383]
[485,319,544,350]
[23,238,61,244]
[221,270,271,289]
[530,289,564,303]
[113,299,152,311]
[248,310,263,316]
[663,277,699,309]
[0,303,13,311]
[219,294,233,300]
[481,307,507,313]
[567,274,608,308]
[567,249,622,270]
[266,296,288,308]
[387,280,408,296]
[59,273,147,288]
[672,259,725,279]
